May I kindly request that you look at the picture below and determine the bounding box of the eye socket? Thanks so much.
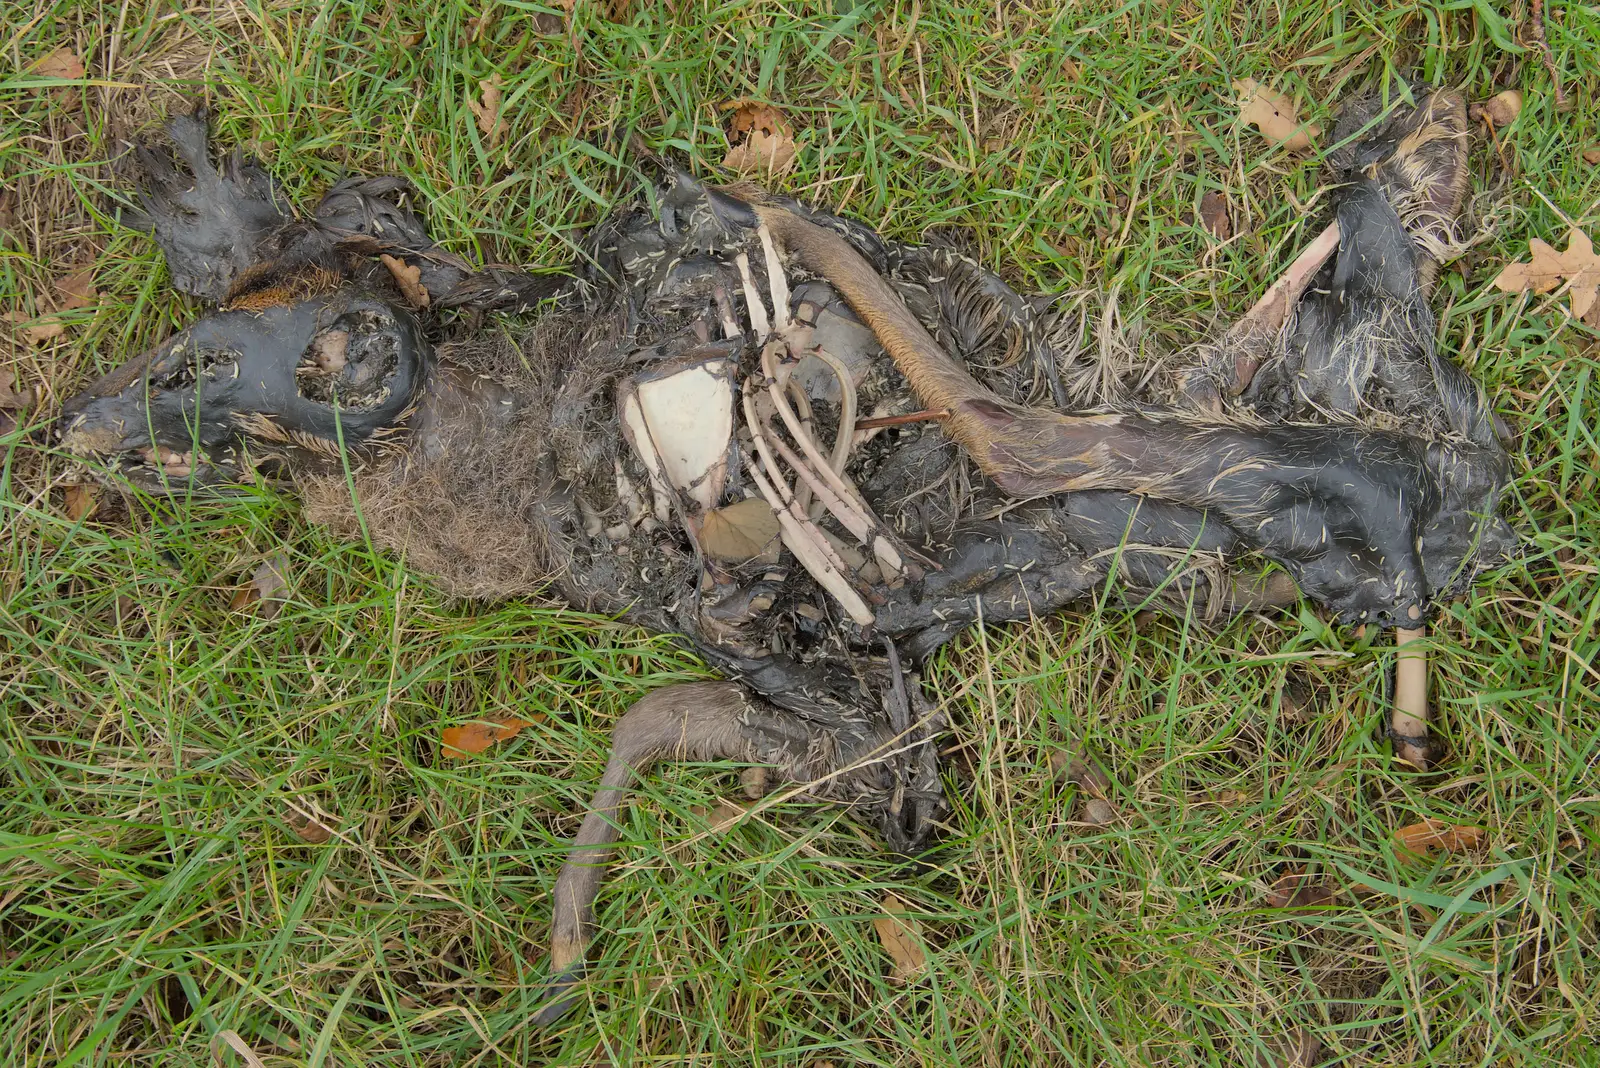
[153,342,240,390]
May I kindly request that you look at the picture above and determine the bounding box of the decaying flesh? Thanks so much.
[54,88,1516,1024]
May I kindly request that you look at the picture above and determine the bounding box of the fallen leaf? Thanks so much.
[6,311,65,345]
[468,75,507,146]
[689,797,751,833]
[380,254,431,308]
[466,10,498,40]
[722,102,798,177]
[1254,1028,1322,1068]
[441,714,543,758]
[1492,228,1600,325]
[1394,818,1486,859]
[63,483,98,521]
[1469,90,1523,127]
[1197,190,1231,239]
[398,30,424,48]
[33,48,85,81]
[1264,867,1337,910]
[1278,671,1323,724]
[699,497,781,562]
[872,894,927,981]
[55,267,99,311]
[0,369,33,412]
[1232,78,1320,152]
[230,554,292,619]
[1584,148,1600,166]
[1080,797,1118,825]
[213,1030,268,1068]
[287,812,333,844]
[1049,748,1110,797]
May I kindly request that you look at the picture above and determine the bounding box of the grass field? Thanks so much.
[3,1,1598,1064]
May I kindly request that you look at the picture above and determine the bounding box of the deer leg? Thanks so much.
[536,680,897,1026]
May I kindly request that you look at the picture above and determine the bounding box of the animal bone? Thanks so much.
[1392,626,1431,769]
[618,352,736,513]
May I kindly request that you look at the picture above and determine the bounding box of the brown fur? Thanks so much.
[298,336,562,600]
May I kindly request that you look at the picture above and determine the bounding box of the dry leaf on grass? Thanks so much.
[5,311,66,346]
[1,369,36,423]
[1264,867,1337,911]
[1394,819,1486,859]
[1278,671,1324,724]
[1492,228,1600,325]
[380,254,430,308]
[1079,797,1118,825]
[1584,148,1600,166]
[722,102,798,176]
[441,714,544,757]
[1232,78,1320,152]
[1049,749,1110,797]
[63,484,98,521]
[872,894,927,981]
[1469,90,1522,127]
[469,75,507,146]
[230,554,292,619]
[700,498,781,562]
[212,1030,268,1068]
[55,267,99,310]
[287,812,333,844]
[1254,1028,1322,1068]
[31,48,87,111]
[689,797,751,833]
[33,48,85,81]
[466,10,498,40]
[1197,190,1231,239]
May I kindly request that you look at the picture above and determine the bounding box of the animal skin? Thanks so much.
[56,88,1515,1025]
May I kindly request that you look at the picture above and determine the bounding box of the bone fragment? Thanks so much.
[1392,626,1430,769]
[734,252,773,340]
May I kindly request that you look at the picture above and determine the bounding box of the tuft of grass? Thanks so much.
[2,1,1597,1064]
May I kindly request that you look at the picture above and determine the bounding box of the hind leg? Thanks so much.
[536,679,926,1026]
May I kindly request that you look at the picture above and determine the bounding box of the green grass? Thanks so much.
[2,1,1598,1064]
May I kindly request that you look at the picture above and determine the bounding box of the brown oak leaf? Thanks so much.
[441,714,544,758]
[1492,229,1600,325]
[699,497,781,562]
[287,812,333,844]
[63,483,98,521]
[689,797,752,833]
[872,894,927,981]
[380,254,430,308]
[722,102,798,176]
[1197,190,1231,239]
[1264,867,1337,911]
[468,75,507,146]
[1233,78,1320,152]
[34,48,85,81]
[230,554,292,619]
[1394,819,1486,860]
[56,267,99,310]
[6,311,65,345]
